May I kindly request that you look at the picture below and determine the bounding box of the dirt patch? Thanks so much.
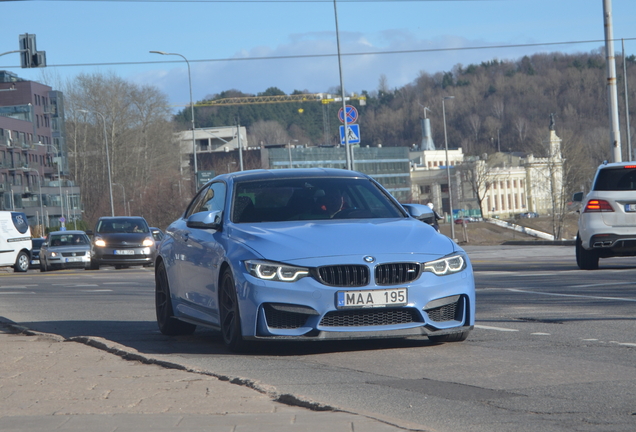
[437,214,578,246]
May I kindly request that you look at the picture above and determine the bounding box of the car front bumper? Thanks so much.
[93,247,155,266]
[235,266,476,341]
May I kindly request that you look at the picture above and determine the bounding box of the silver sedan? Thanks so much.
[40,230,92,272]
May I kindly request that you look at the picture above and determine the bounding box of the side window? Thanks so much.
[184,188,210,219]
[184,182,226,218]
[200,182,226,212]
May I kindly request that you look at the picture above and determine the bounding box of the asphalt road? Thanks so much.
[1,245,635,432]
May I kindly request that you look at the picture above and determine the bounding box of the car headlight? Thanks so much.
[422,254,467,276]
[142,237,154,247]
[245,260,309,282]
[49,252,59,258]
[94,238,106,247]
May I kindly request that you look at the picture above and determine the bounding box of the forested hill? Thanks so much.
[176,50,635,170]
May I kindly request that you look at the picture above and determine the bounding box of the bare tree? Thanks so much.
[64,72,179,228]
[248,120,290,146]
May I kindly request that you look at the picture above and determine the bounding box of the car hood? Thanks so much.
[46,245,91,253]
[228,218,457,264]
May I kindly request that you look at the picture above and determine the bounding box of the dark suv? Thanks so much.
[87,216,156,269]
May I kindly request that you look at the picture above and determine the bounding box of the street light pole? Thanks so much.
[333,0,352,170]
[78,109,114,217]
[22,168,43,234]
[442,96,455,240]
[35,142,64,228]
[150,51,198,186]
[112,183,127,216]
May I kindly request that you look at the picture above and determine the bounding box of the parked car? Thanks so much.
[518,212,539,218]
[29,238,46,269]
[155,168,475,352]
[150,227,164,243]
[573,161,636,269]
[87,216,155,270]
[39,231,92,272]
[150,227,164,255]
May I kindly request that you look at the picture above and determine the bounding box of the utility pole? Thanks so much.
[603,0,622,162]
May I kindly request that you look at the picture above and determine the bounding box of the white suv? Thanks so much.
[574,161,636,269]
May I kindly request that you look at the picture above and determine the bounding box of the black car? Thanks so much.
[29,238,46,269]
[87,216,156,270]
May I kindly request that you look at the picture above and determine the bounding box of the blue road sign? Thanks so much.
[339,124,361,144]
[338,105,359,123]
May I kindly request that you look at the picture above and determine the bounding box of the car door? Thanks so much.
[175,181,227,325]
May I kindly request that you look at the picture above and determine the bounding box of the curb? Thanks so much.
[502,240,575,246]
[0,317,428,431]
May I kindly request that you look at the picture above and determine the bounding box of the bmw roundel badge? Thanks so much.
[363,256,375,263]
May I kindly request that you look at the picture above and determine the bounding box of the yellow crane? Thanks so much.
[193,93,366,107]
[190,93,366,146]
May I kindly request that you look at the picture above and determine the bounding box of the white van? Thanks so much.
[0,211,32,272]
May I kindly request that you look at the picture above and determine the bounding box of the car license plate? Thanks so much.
[625,204,636,212]
[337,288,407,308]
[31,260,40,265]
[65,257,82,262]
[114,250,135,255]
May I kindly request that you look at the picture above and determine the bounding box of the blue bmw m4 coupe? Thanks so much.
[155,168,475,351]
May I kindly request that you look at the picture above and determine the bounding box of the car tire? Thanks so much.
[88,259,100,271]
[13,251,29,272]
[40,260,48,272]
[576,233,599,270]
[219,268,249,352]
[428,330,471,344]
[155,260,196,336]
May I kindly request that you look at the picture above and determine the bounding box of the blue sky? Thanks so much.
[2,0,636,109]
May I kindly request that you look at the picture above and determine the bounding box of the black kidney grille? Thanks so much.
[316,265,369,287]
[375,263,420,285]
[320,308,421,327]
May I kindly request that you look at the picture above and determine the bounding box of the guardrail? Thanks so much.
[485,218,556,241]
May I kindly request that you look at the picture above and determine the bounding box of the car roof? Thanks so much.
[210,168,369,184]
[597,161,636,170]
[97,216,147,220]
[48,230,87,236]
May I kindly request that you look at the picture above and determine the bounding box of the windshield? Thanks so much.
[96,218,150,234]
[49,233,89,247]
[232,177,404,223]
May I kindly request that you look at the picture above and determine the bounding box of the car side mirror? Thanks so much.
[187,210,223,230]
[85,230,93,236]
[402,203,436,227]
[572,192,584,203]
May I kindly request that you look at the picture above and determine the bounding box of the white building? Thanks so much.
[175,126,248,173]
[408,128,564,220]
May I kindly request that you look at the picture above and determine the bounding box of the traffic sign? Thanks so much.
[338,105,358,124]
[339,124,361,144]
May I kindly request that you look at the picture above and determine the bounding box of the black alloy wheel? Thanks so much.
[219,268,248,352]
[155,260,196,335]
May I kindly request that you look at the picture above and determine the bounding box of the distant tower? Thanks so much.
[420,107,436,150]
